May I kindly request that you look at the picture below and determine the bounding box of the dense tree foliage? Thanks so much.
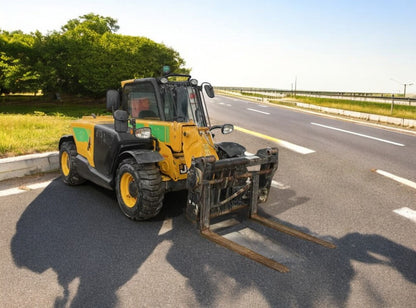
[0,14,189,97]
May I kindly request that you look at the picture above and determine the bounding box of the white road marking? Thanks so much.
[0,187,23,197]
[236,126,315,155]
[393,207,416,223]
[311,122,405,147]
[26,181,52,190]
[271,180,290,190]
[276,139,315,155]
[219,102,232,107]
[0,180,52,197]
[158,218,173,235]
[247,108,270,115]
[372,169,416,190]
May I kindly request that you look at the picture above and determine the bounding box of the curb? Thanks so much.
[0,151,59,182]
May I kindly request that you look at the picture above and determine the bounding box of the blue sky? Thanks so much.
[1,0,415,93]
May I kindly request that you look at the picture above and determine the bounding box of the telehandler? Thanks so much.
[59,68,334,272]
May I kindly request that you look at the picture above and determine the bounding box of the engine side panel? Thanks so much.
[93,123,154,177]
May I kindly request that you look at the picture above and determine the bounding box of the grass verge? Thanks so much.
[0,113,73,158]
[0,96,109,158]
[290,96,416,120]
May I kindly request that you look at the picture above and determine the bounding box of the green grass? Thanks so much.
[0,113,73,157]
[0,96,110,158]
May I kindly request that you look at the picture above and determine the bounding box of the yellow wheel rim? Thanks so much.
[61,151,70,176]
[120,173,137,208]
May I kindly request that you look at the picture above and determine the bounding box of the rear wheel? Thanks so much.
[115,158,164,220]
[59,141,85,185]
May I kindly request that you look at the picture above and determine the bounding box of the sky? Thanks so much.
[1,0,415,94]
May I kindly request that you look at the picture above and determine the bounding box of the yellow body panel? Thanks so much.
[157,143,187,181]
[182,126,218,168]
[121,79,136,88]
[135,119,218,181]
[71,115,114,167]
[71,113,217,183]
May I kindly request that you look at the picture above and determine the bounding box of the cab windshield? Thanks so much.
[161,85,207,127]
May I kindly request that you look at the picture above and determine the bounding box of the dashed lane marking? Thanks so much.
[372,169,416,190]
[247,108,270,115]
[235,126,315,155]
[373,169,416,224]
[393,207,416,223]
[311,122,405,147]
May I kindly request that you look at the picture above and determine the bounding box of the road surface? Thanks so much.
[1,95,415,307]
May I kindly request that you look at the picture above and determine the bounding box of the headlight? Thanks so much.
[160,77,168,84]
[135,127,152,139]
[190,79,198,86]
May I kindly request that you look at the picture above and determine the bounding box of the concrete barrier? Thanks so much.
[0,151,59,182]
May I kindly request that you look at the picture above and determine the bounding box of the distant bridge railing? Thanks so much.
[215,87,416,106]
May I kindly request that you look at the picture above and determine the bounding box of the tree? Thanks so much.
[0,30,41,94]
[0,14,189,97]
[61,13,119,34]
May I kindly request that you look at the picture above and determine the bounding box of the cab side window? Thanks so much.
[124,82,160,119]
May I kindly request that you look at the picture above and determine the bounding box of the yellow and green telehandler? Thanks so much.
[59,69,334,272]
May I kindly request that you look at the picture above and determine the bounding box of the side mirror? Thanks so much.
[113,110,128,132]
[221,124,234,134]
[210,124,234,134]
[106,89,120,112]
[204,84,215,98]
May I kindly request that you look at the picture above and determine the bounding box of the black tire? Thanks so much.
[59,141,86,185]
[115,158,164,220]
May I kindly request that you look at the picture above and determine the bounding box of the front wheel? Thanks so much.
[115,158,164,220]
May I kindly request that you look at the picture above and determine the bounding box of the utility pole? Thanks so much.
[294,76,297,98]
[403,83,414,98]
[391,78,414,97]
[391,94,395,115]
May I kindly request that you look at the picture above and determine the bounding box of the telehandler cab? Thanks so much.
[59,69,334,272]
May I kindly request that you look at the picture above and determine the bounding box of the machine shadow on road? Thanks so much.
[10,178,416,307]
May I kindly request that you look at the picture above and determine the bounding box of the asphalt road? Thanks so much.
[1,96,415,307]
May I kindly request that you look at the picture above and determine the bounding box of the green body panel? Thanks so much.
[135,123,170,143]
[73,127,91,142]
[149,124,170,143]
